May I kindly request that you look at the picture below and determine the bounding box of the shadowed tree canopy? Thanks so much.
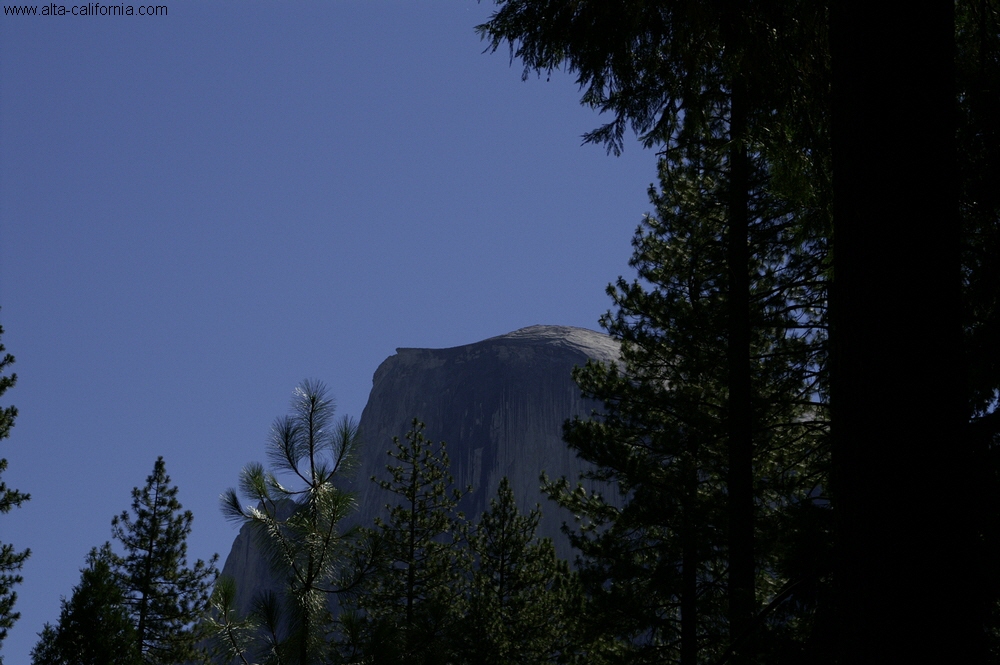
[481,4,832,665]
[553,141,830,664]
[479,0,1000,661]
[477,0,829,164]
[461,476,580,665]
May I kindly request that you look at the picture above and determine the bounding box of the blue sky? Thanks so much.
[0,1,656,660]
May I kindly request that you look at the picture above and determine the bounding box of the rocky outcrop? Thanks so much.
[350,324,620,561]
[219,324,620,612]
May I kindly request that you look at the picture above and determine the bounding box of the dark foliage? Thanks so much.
[344,420,469,665]
[30,544,140,665]
[0,321,29,663]
[460,476,581,665]
[112,457,218,664]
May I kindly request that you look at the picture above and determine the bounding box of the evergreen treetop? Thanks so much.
[345,419,470,665]
[463,476,581,665]
[112,456,218,665]
[29,544,140,665]
[217,379,362,665]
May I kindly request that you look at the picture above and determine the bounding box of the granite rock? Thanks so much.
[219,324,620,615]
[349,324,620,560]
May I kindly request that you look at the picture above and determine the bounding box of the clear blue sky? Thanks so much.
[0,1,656,660]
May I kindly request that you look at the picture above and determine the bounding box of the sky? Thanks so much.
[0,1,657,661]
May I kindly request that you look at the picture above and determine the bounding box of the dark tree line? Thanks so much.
[480,0,831,662]
[548,134,830,664]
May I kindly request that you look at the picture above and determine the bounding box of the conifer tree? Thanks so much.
[30,544,140,665]
[346,420,469,665]
[460,476,580,665]
[479,7,832,663]
[0,322,28,663]
[480,0,1000,658]
[551,135,830,664]
[28,624,59,665]
[554,146,731,665]
[218,379,362,665]
[112,457,218,665]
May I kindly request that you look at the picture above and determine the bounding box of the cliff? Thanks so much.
[350,324,619,559]
[219,324,620,615]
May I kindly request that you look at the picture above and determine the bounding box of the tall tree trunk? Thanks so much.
[681,452,699,665]
[136,487,161,661]
[727,74,756,664]
[830,1,980,661]
[299,604,309,665]
[406,459,418,661]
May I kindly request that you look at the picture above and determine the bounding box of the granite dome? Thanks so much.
[220,324,621,615]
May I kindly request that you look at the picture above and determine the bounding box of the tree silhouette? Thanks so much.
[552,135,828,663]
[345,420,469,665]
[479,7,832,663]
[30,544,140,665]
[113,457,218,664]
[460,476,579,665]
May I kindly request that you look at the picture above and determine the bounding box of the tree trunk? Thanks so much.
[727,73,756,664]
[830,1,980,661]
[681,455,699,665]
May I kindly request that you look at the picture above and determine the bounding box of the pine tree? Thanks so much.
[112,457,218,665]
[30,544,141,665]
[550,133,830,664]
[459,476,580,665]
[346,420,469,665]
[480,0,1000,658]
[28,624,59,665]
[218,379,362,665]
[0,322,29,663]
[555,146,731,665]
[479,5,832,663]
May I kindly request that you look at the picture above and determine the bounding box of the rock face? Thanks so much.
[351,324,620,560]
[219,324,620,613]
